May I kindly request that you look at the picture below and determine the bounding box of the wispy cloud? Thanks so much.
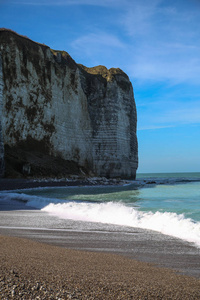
[121,0,162,37]
[127,48,200,84]
[120,0,200,84]
[138,124,175,131]
[7,0,200,85]
[72,32,124,49]
[71,32,125,64]
[137,100,200,130]
[10,0,127,6]
[156,103,200,125]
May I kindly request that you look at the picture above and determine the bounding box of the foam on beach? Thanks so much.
[40,201,200,248]
[1,190,200,248]
[1,175,200,249]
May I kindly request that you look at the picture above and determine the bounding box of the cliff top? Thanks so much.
[0,28,129,81]
[78,64,129,81]
[0,28,48,48]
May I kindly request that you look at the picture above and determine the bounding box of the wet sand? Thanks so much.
[0,179,200,299]
[1,207,200,278]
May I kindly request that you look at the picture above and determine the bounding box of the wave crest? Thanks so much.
[41,201,200,247]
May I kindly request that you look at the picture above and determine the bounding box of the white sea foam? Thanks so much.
[1,186,200,248]
[41,201,200,248]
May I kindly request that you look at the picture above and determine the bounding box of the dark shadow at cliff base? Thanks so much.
[4,144,91,179]
[3,144,137,181]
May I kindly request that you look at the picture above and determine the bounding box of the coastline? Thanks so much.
[1,178,200,299]
[0,177,131,191]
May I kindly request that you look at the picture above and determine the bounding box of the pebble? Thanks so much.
[1,235,200,300]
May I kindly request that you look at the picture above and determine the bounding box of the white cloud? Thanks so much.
[157,104,200,125]
[72,32,124,49]
[71,32,125,60]
[9,0,200,85]
[137,100,200,130]
[120,1,200,84]
[121,0,162,37]
[128,51,200,84]
[138,124,175,131]
[11,0,128,6]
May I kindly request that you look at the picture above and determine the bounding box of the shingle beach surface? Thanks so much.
[1,235,200,299]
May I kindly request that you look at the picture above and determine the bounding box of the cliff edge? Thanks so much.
[0,29,138,179]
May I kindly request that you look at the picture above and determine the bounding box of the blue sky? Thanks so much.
[1,0,200,173]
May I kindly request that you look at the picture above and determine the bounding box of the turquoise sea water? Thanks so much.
[0,172,200,247]
[136,173,200,221]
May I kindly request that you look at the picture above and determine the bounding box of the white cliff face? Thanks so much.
[83,70,138,178]
[0,30,138,179]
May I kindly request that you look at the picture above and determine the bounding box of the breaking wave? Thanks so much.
[41,201,200,248]
[1,178,200,248]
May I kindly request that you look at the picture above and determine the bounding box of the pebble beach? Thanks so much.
[1,235,200,299]
[0,178,200,299]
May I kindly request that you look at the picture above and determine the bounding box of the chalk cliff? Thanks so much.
[0,29,138,179]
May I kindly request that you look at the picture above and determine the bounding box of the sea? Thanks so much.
[0,172,200,249]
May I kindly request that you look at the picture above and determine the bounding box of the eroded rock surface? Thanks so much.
[0,29,138,179]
